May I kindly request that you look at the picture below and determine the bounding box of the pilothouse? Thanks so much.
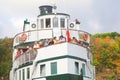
[10,5,96,80]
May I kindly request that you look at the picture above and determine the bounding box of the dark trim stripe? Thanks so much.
[37,55,86,64]
[15,62,33,70]
[83,75,92,79]
[37,13,70,17]
[32,73,92,80]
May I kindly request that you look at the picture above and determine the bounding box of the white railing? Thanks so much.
[13,29,90,47]
[13,29,53,47]
[15,50,38,66]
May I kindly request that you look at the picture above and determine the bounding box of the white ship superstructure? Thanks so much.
[10,5,95,80]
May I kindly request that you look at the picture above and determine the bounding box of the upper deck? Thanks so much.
[13,5,90,48]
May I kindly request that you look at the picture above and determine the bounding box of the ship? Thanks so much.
[9,5,96,80]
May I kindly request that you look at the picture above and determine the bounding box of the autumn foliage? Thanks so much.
[90,32,120,80]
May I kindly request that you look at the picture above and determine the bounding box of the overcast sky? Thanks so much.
[0,0,120,38]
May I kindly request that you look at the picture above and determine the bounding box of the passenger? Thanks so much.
[22,48,28,53]
[78,39,83,46]
[16,49,22,58]
[39,41,43,48]
[26,46,33,53]
[20,49,23,54]
[53,37,58,44]
[33,41,39,49]
[83,42,89,48]
[48,38,54,45]
[29,46,33,51]
[59,35,66,43]
[71,37,78,44]
[44,39,50,46]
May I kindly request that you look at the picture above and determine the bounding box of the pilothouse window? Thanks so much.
[40,19,44,28]
[53,17,58,28]
[60,18,65,28]
[46,18,51,28]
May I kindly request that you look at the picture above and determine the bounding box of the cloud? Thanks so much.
[10,18,24,30]
[91,0,120,33]
[87,21,101,33]
[0,21,2,25]
[0,0,93,20]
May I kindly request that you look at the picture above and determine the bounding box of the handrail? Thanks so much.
[14,29,53,38]
[15,49,38,66]
[13,28,90,48]
[13,28,90,40]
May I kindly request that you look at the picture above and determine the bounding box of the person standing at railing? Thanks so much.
[33,41,39,49]
[71,37,78,44]
[53,36,58,44]
[25,46,33,62]
[49,38,54,45]
[58,35,66,43]
[39,41,43,48]
[44,39,50,46]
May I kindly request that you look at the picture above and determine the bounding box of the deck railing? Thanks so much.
[13,29,90,47]
[15,49,37,67]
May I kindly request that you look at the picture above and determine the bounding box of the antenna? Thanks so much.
[53,4,57,14]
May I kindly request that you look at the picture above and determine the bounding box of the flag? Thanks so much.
[75,19,80,24]
[24,18,30,24]
[66,27,71,42]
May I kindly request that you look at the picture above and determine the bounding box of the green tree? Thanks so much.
[0,37,13,80]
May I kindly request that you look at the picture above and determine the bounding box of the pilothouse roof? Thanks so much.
[37,5,70,17]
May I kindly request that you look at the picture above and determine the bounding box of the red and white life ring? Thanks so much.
[83,33,88,41]
[21,33,27,41]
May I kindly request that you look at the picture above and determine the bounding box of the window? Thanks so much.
[46,18,51,28]
[15,72,17,80]
[27,68,30,79]
[60,18,65,28]
[67,19,69,27]
[51,62,57,75]
[82,63,86,75]
[40,64,46,76]
[75,62,79,74]
[53,17,58,28]
[19,70,21,80]
[40,19,44,28]
[22,69,25,80]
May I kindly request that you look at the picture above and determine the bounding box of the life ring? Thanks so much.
[70,23,74,28]
[31,23,36,28]
[83,33,88,41]
[21,33,27,41]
